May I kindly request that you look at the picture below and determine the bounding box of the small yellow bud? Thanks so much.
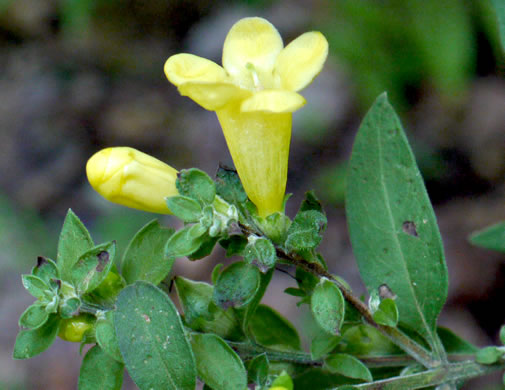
[86,147,178,214]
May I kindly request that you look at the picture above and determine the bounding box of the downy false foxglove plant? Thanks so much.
[13,15,505,390]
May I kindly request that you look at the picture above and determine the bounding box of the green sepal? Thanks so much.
[70,241,116,294]
[311,278,345,335]
[215,166,248,211]
[372,298,399,327]
[57,209,94,281]
[246,353,269,387]
[18,303,49,330]
[249,304,301,351]
[190,333,247,390]
[285,210,327,252]
[78,345,124,390]
[243,236,277,273]
[220,235,248,257]
[270,371,293,390]
[122,220,175,285]
[32,256,59,285]
[165,223,207,259]
[166,195,203,222]
[325,353,373,382]
[96,311,123,363]
[13,314,60,359]
[258,212,292,245]
[60,297,81,318]
[475,346,504,365]
[177,168,216,206]
[300,190,324,213]
[213,261,261,310]
[21,274,54,301]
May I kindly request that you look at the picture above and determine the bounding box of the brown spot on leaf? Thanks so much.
[402,221,418,237]
[36,256,48,268]
[378,284,397,300]
[96,251,109,271]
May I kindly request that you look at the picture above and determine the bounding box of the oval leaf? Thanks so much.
[13,315,60,359]
[78,345,124,390]
[346,93,448,352]
[96,311,123,363]
[213,262,260,310]
[249,304,301,351]
[190,333,247,390]
[325,353,372,382]
[114,282,196,390]
[176,168,216,205]
[311,278,345,335]
[166,195,203,222]
[122,220,175,285]
[18,304,49,330]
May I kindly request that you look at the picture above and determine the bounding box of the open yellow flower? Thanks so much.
[164,17,328,217]
[86,147,178,214]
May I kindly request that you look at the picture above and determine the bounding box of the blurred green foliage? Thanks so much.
[321,0,477,110]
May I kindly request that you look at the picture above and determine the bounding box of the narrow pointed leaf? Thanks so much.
[21,274,52,301]
[32,256,59,284]
[78,345,124,390]
[346,93,448,352]
[114,282,196,390]
[469,221,505,252]
[122,220,175,285]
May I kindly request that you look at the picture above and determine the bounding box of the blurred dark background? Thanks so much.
[2,0,505,388]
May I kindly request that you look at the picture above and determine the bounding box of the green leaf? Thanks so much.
[492,0,505,52]
[346,93,448,352]
[500,325,505,345]
[190,333,247,390]
[174,276,242,340]
[165,224,207,259]
[300,190,323,213]
[211,263,224,285]
[96,311,123,363]
[284,287,306,298]
[469,221,505,253]
[13,314,60,359]
[78,345,124,390]
[325,353,372,382]
[311,333,341,360]
[57,209,94,281]
[215,166,248,206]
[270,371,293,390]
[249,304,301,351]
[122,220,175,285]
[213,262,260,310]
[18,304,49,330]
[475,346,503,365]
[188,235,218,260]
[21,274,53,301]
[246,353,269,387]
[114,282,196,390]
[176,168,216,205]
[243,237,277,272]
[311,278,345,335]
[285,210,327,252]
[437,327,477,355]
[70,241,116,294]
[32,256,59,284]
[60,297,81,318]
[220,235,248,257]
[372,298,399,327]
[339,324,402,357]
[166,195,203,222]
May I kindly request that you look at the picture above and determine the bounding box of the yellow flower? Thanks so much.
[86,147,178,214]
[164,17,328,217]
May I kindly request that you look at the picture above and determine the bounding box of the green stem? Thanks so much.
[79,301,108,315]
[275,249,438,369]
[339,361,505,390]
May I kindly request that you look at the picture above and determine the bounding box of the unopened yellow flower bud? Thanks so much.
[86,147,178,214]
